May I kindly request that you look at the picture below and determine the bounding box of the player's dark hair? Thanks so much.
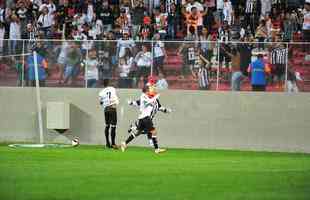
[103,79,110,87]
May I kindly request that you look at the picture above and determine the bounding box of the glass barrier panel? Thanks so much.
[288,43,310,92]
[0,39,24,87]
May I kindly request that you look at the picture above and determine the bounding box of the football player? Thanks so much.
[99,79,119,149]
[121,84,170,154]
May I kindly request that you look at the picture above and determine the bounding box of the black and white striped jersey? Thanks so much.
[245,0,256,14]
[130,98,168,120]
[271,47,288,65]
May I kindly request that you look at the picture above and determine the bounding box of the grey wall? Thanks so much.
[1,87,310,153]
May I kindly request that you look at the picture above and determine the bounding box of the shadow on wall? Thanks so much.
[38,104,93,144]
[69,104,93,143]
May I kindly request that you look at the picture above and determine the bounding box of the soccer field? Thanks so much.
[0,145,310,200]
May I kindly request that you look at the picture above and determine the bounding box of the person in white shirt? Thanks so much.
[118,57,132,88]
[135,44,152,87]
[57,41,69,84]
[117,32,136,58]
[223,0,233,25]
[153,33,167,75]
[156,73,168,90]
[185,0,204,12]
[303,1,310,42]
[121,84,168,154]
[37,6,54,38]
[99,79,119,149]
[84,48,99,88]
[0,22,5,54]
[9,14,21,55]
[39,0,56,14]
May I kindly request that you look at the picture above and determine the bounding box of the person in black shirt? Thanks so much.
[96,0,114,32]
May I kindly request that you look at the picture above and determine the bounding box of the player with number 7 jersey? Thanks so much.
[99,79,119,149]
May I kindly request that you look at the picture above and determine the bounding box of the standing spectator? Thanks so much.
[26,50,48,87]
[217,0,225,23]
[218,21,231,71]
[223,0,233,25]
[135,44,152,86]
[156,72,168,90]
[260,0,272,18]
[122,48,134,87]
[117,32,135,59]
[238,36,253,76]
[205,0,216,12]
[222,47,243,91]
[153,7,167,39]
[96,0,114,32]
[270,42,287,89]
[118,57,131,88]
[115,7,131,34]
[197,49,210,90]
[96,32,116,82]
[167,4,179,39]
[131,0,145,39]
[153,33,166,76]
[139,16,153,40]
[84,48,99,88]
[63,41,82,85]
[248,54,271,91]
[57,40,69,84]
[9,14,21,55]
[303,0,310,42]
[37,5,54,39]
[199,28,215,63]
[85,0,94,23]
[0,22,4,54]
[185,0,204,12]
[16,1,32,39]
[178,26,198,77]
[183,6,207,37]
[283,12,295,42]
[255,19,268,50]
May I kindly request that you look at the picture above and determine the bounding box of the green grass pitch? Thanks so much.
[0,144,310,200]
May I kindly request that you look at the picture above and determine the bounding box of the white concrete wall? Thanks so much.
[1,87,310,153]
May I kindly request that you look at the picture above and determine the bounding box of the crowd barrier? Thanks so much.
[0,39,309,92]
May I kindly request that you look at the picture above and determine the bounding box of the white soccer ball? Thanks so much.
[71,138,80,147]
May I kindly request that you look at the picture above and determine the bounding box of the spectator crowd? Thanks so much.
[0,0,309,91]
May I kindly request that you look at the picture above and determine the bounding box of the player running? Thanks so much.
[127,88,171,147]
[99,79,119,149]
[121,84,170,154]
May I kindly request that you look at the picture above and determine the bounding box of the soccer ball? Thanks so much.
[71,138,80,147]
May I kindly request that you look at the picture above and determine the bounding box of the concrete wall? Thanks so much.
[1,87,310,153]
